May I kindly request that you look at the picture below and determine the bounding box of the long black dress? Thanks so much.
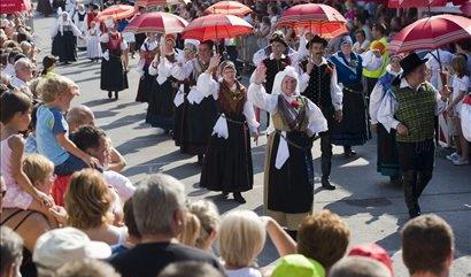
[37,0,53,16]
[136,39,158,102]
[200,81,254,193]
[100,32,129,93]
[52,25,78,63]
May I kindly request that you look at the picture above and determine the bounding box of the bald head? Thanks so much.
[67,105,95,132]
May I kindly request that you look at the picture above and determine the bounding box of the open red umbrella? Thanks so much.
[135,0,190,8]
[96,5,135,21]
[461,0,471,16]
[182,14,253,41]
[388,0,447,8]
[124,12,188,34]
[0,0,31,14]
[389,14,471,53]
[204,1,253,16]
[276,3,347,39]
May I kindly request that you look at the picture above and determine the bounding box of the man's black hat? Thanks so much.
[306,35,328,49]
[400,52,428,78]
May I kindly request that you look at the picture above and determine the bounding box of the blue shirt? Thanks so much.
[36,105,70,165]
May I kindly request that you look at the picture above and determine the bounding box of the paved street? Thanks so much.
[33,15,471,276]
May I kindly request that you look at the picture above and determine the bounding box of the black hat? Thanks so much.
[400,52,428,78]
[306,35,328,49]
[269,31,288,48]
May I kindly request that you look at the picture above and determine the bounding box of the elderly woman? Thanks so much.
[51,12,82,64]
[248,65,328,238]
[196,55,259,203]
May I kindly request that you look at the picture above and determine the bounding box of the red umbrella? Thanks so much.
[276,4,348,39]
[388,0,447,8]
[135,0,190,8]
[204,1,253,16]
[0,0,31,14]
[182,14,253,41]
[124,12,188,34]
[389,14,471,53]
[96,5,135,21]
[461,0,471,16]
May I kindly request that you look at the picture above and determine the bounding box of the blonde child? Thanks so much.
[0,91,54,211]
[218,210,266,277]
[35,75,99,176]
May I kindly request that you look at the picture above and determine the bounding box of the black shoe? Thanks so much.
[197,154,204,165]
[408,209,421,219]
[233,192,246,204]
[222,191,229,198]
[322,178,336,190]
[108,91,112,99]
[114,91,119,100]
[344,150,357,158]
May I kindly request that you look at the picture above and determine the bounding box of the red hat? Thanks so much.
[348,243,394,276]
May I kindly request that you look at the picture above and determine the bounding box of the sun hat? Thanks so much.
[271,254,325,277]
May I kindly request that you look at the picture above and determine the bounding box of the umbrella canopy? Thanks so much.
[182,14,253,41]
[389,14,471,53]
[0,0,31,14]
[204,1,253,16]
[135,0,190,8]
[97,5,135,21]
[276,3,348,39]
[461,0,471,16]
[388,0,447,8]
[124,12,188,34]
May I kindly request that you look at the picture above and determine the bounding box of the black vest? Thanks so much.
[300,60,334,116]
[262,56,290,94]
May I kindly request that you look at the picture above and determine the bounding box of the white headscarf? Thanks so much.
[59,11,72,35]
[271,66,301,97]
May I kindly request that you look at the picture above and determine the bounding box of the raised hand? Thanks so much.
[253,64,267,85]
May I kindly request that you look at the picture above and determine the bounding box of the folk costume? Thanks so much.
[378,53,446,218]
[86,22,102,61]
[370,63,403,182]
[51,12,82,63]
[248,66,328,233]
[74,5,87,49]
[136,36,159,103]
[197,62,259,203]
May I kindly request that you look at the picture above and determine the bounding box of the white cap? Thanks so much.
[184,39,200,48]
[33,227,112,271]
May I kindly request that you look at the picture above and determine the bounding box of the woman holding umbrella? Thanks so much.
[196,55,259,203]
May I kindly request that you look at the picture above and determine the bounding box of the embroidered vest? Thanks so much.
[107,33,123,56]
[262,56,291,94]
[217,82,246,118]
[394,83,436,143]
[301,60,334,115]
[272,96,310,133]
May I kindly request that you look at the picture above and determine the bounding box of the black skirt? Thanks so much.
[200,115,253,192]
[146,79,175,131]
[377,124,401,177]
[136,64,154,103]
[331,86,369,146]
[51,31,77,63]
[37,0,53,16]
[267,131,314,214]
[100,55,129,92]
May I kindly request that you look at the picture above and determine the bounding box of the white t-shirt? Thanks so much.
[226,267,262,277]
[103,170,135,203]
[452,75,470,117]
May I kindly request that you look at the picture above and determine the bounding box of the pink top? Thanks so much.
[1,135,33,210]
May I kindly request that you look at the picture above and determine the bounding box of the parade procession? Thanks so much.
[1,0,471,276]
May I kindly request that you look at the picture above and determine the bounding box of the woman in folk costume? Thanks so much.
[369,55,403,184]
[100,19,129,100]
[73,4,87,50]
[51,11,83,64]
[172,40,219,163]
[86,20,102,61]
[329,35,382,157]
[86,4,99,30]
[36,0,53,16]
[197,56,259,204]
[248,65,328,237]
[135,32,159,103]
[146,34,181,132]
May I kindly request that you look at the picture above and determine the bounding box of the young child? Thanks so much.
[446,54,470,166]
[86,21,102,62]
[0,91,54,211]
[218,210,266,277]
[35,75,99,176]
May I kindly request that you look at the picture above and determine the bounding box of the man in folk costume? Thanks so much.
[249,65,328,238]
[172,40,218,164]
[100,19,129,100]
[135,32,159,103]
[298,35,343,191]
[369,55,403,184]
[378,53,449,218]
[329,36,382,157]
[196,56,259,203]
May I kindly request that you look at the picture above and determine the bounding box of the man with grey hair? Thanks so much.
[329,257,391,277]
[11,58,34,93]
[110,173,224,277]
[0,226,24,277]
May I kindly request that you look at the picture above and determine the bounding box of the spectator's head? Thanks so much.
[178,211,201,247]
[56,258,120,277]
[270,31,288,57]
[372,23,387,40]
[70,125,109,168]
[123,197,142,244]
[218,210,266,268]
[0,226,23,277]
[65,169,113,230]
[354,29,366,43]
[340,35,353,56]
[20,41,32,56]
[66,105,95,132]
[187,200,220,251]
[0,91,32,131]
[38,75,79,110]
[401,214,454,276]
[158,261,224,277]
[33,227,112,277]
[451,54,468,78]
[272,254,325,277]
[7,49,21,65]
[297,210,351,271]
[348,244,393,276]
[14,57,34,82]
[41,55,57,76]
[23,154,55,194]
[0,175,6,212]
[133,174,186,239]
[328,257,391,277]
